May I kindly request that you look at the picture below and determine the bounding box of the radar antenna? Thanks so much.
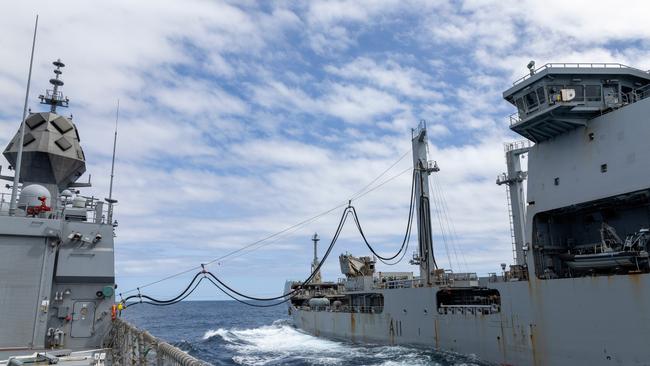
[38,59,69,113]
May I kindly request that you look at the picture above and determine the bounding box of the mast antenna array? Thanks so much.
[9,15,38,215]
[38,59,69,113]
[106,100,119,224]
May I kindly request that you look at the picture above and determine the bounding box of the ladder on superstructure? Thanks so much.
[504,184,517,264]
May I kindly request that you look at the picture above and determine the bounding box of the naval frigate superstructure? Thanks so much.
[286,63,650,365]
[0,59,209,366]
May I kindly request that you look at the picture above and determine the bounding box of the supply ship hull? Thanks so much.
[291,275,650,365]
[287,64,650,366]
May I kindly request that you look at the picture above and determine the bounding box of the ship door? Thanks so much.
[603,83,620,108]
[71,301,96,338]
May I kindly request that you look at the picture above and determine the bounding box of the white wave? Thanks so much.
[204,323,354,355]
[202,321,481,366]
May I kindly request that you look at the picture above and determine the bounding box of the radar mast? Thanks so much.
[38,59,69,113]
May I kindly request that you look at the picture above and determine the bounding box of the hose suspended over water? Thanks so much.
[122,168,418,308]
[349,169,416,265]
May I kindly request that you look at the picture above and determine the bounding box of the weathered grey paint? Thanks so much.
[0,107,115,359]
[291,66,650,366]
[291,274,650,366]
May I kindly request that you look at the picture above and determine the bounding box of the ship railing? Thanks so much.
[0,192,63,219]
[297,305,384,314]
[376,278,421,289]
[344,305,383,314]
[0,192,111,224]
[437,304,500,316]
[107,317,210,366]
[504,139,533,152]
[621,83,650,106]
[0,193,12,216]
[512,62,642,85]
[508,112,522,126]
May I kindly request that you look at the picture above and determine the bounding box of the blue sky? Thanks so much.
[2,0,650,300]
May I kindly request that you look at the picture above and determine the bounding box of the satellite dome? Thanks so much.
[18,184,51,208]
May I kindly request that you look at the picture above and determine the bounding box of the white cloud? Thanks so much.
[1,0,648,300]
[325,57,443,99]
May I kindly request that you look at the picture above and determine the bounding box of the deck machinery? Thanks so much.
[286,63,650,366]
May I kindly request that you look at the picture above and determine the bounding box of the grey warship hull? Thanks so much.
[1,58,209,366]
[287,64,650,366]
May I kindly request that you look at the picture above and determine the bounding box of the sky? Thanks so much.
[1,0,650,300]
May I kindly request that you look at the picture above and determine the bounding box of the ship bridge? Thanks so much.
[503,63,650,142]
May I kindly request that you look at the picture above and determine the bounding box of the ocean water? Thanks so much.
[122,301,488,366]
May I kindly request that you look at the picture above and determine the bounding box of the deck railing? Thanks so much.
[107,318,210,366]
[0,191,112,224]
[622,84,650,105]
[512,63,644,85]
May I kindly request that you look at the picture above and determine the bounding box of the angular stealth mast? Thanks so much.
[3,59,87,201]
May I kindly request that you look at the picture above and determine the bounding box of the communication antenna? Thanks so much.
[311,233,322,283]
[105,100,119,224]
[312,233,320,265]
[9,15,39,216]
[38,59,69,113]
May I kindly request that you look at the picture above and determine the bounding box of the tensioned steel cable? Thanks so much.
[124,207,353,306]
[120,150,413,296]
[124,175,418,307]
[121,166,418,305]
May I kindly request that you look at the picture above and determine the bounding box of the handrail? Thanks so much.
[503,140,532,152]
[621,83,650,105]
[107,317,211,366]
[512,63,646,86]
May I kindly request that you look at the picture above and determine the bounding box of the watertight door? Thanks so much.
[71,301,96,338]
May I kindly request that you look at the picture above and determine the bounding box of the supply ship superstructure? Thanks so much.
[286,63,650,366]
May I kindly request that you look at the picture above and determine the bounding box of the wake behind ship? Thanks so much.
[286,63,650,366]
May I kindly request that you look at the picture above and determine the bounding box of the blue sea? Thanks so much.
[122,301,487,366]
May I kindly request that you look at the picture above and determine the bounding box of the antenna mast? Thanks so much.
[106,100,119,224]
[38,59,69,113]
[9,15,39,216]
[311,233,322,283]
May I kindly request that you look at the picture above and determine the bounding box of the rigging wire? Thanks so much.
[428,177,454,271]
[124,166,418,307]
[205,207,351,301]
[120,151,413,296]
[430,173,469,272]
[349,149,411,200]
[119,202,348,296]
[218,166,415,266]
[123,207,353,307]
[348,169,416,264]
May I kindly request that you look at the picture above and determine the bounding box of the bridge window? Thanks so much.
[586,85,602,101]
[515,98,525,114]
[536,87,546,105]
[524,91,538,110]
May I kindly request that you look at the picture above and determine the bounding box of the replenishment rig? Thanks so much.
[286,63,650,366]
